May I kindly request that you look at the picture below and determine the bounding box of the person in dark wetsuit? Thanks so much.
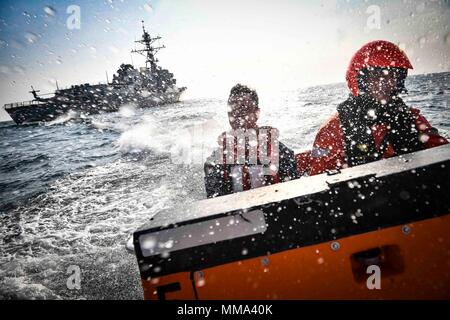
[204,84,298,198]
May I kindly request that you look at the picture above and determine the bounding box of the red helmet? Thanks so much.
[346,40,413,96]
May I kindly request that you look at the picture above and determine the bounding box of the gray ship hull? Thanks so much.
[5,89,185,125]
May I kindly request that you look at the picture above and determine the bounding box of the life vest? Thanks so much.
[337,95,425,166]
[302,99,449,176]
[205,126,297,198]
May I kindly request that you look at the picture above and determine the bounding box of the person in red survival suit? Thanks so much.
[204,84,298,198]
[298,40,449,176]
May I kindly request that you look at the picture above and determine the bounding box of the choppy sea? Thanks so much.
[1,72,449,299]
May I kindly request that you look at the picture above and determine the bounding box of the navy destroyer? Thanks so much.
[4,22,186,124]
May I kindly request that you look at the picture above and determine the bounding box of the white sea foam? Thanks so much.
[45,110,79,126]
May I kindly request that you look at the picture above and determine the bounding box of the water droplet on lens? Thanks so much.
[144,3,153,13]
[24,32,39,44]
[445,33,450,45]
[418,36,426,48]
[43,6,56,16]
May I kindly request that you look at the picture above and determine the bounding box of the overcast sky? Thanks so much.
[1,0,450,121]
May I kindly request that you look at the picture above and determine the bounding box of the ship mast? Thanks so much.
[131,21,165,73]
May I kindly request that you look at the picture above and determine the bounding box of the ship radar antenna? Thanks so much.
[131,20,166,72]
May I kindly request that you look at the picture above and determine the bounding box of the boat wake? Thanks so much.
[46,110,79,126]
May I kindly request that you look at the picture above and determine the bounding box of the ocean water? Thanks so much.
[0,72,449,299]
